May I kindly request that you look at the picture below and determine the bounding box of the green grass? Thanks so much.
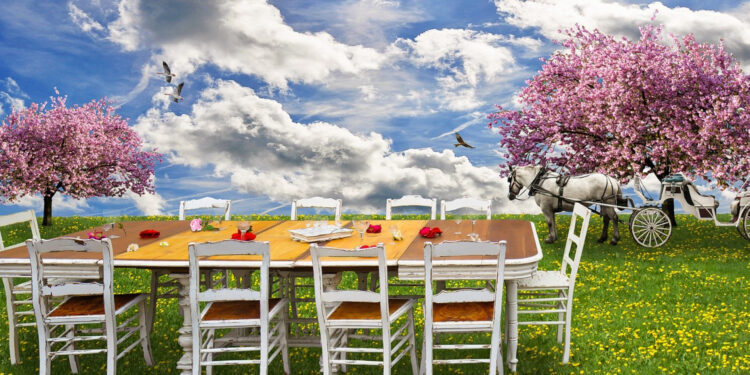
[0,214,749,374]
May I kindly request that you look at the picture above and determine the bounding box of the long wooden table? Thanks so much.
[0,219,541,373]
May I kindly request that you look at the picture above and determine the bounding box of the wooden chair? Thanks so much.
[440,197,492,220]
[291,197,342,221]
[386,195,437,220]
[422,240,506,375]
[26,238,153,375]
[178,197,232,220]
[189,240,289,374]
[515,203,592,363]
[0,210,41,364]
[149,197,233,331]
[311,243,418,375]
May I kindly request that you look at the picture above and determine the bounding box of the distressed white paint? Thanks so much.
[440,198,492,220]
[386,195,437,220]
[290,197,342,221]
[178,197,232,221]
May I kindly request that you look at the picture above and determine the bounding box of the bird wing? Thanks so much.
[455,132,474,148]
[176,82,184,96]
[162,61,171,75]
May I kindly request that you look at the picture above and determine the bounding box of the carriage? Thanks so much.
[627,173,750,247]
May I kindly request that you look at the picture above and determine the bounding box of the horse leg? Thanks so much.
[542,206,557,243]
[598,214,609,243]
[609,207,620,245]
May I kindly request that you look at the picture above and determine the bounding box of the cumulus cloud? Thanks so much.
[495,0,750,70]
[395,29,530,111]
[126,190,166,215]
[13,194,90,213]
[105,0,385,90]
[133,79,538,214]
[0,77,28,118]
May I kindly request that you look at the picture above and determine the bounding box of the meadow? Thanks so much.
[0,213,748,374]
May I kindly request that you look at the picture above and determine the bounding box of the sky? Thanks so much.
[1,0,749,218]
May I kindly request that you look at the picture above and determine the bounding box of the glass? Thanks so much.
[353,220,370,244]
[467,219,478,238]
[453,218,462,234]
[102,222,120,239]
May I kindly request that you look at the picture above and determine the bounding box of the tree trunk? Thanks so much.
[42,194,53,226]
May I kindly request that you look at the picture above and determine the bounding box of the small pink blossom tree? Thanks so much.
[0,95,161,225]
[490,24,750,223]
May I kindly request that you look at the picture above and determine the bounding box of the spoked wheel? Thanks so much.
[739,207,750,241]
[629,207,672,248]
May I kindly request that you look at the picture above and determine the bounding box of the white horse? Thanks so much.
[508,165,624,244]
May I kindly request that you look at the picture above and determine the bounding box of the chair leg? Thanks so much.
[138,300,155,366]
[420,336,426,375]
[319,326,332,375]
[206,329,214,375]
[563,298,573,364]
[260,319,269,375]
[66,324,80,373]
[280,314,290,375]
[424,327,433,375]
[3,278,21,365]
[408,311,419,375]
[341,329,348,373]
[557,291,565,343]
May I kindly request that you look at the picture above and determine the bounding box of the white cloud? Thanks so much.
[105,0,385,90]
[0,77,28,117]
[68,2,105,35]
[495,0,750,70]
[126,191,166,215]
[13,194,90,213]
[395,29,523,111]
[133,79,539,214]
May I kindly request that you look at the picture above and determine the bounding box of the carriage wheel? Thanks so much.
[739,207,750,241]
[629,207,672,248]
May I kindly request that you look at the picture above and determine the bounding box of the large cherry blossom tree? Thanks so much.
[490,24,750,222]
[0,96,161,225]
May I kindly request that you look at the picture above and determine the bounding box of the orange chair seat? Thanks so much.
[49,294,141,317]
[203,299,281,321]
[328,300,407,320]
[433,302,494,322]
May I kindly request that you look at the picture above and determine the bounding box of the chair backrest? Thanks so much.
[310,243,389,326]
[424,241,506,307]
[385,195,437,220]
[0,210,41,251]
[440,198,491,220]
[291,197,342,221]
[26,238,116,323]
[188,240,270,309]
[179,197,232,220]
[561,203,592,289]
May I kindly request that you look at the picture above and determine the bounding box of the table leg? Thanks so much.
[505,279,518,372]
[171,273,194,375]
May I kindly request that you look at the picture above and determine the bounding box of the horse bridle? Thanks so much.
[508,167,548,198]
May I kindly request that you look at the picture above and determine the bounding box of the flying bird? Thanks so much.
[165,82,184,103]
[454,132,474,148]
[157,61,176,83]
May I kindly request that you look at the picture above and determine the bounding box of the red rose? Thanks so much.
[231,231,256,241]
[366,224,382,233]
[139,229,160,239]
[419,226,442,238]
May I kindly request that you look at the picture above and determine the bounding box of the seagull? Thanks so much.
[454,132,474,148]
[156,61,176,83]
[165,82,184,103]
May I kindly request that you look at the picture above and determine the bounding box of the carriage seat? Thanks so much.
[683,183,719,208]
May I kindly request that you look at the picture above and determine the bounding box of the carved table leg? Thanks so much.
[171,273,194,375]
[505,279,519,372]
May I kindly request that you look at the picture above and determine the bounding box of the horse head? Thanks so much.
[507,165,542,200]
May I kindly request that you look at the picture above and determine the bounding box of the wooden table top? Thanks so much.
[0,219,541,269]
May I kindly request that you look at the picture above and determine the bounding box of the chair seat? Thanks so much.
[433,302,494,322]
[49,293,143,317]
[518,270,569,289]
[328,299,410,320]
[203,299,281,321]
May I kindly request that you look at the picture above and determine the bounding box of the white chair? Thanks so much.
[291,197,342,221]
[27,238,153,375]
[386,195,437,220]
[515,203,592,363]
[178,197,232,220]
[150,197,233,330]
[440,197,492,220]
[311,243,418,375]
[0,209,41,364]
[422,240,506,375]
[189,240,289,374]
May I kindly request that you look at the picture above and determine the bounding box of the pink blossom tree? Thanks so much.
[490,24,750,223]
[0,95,161,225]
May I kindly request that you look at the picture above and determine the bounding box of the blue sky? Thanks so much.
[1,0,748,218]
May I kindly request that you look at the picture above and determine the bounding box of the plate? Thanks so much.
[289,225,353,242]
